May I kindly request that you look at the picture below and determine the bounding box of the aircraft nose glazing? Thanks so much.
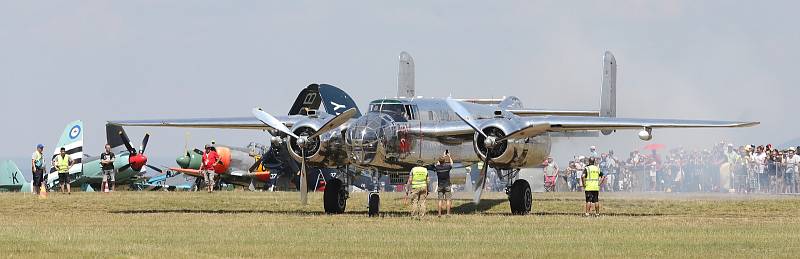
[346,113,395,165]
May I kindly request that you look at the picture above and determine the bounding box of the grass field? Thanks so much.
[1,191,799,258]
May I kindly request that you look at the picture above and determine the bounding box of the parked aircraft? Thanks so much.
[0,160,32,192]
[44,121,160,191]
[110,51,758,215]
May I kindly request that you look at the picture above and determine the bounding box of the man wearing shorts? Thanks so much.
[31,144,45,195]
[100,144,116,192]
[53,147,74,194]
[434,152,454,217]
[201,144,221,193]
[581,157,605,217]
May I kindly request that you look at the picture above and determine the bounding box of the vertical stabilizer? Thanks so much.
[106,123,132,154]
[0,160,32,192]
[600,51,617,135]
[398,51,415,98]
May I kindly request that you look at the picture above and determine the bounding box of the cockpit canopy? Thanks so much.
[367,99,416,122]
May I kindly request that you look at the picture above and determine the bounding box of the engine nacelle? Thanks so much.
[638,128,653,141]
[286,118,349,167]
[473,120,551,169]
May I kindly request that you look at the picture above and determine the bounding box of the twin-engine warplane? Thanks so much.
[110,51,757,215]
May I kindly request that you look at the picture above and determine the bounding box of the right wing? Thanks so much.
[168,168,203,178]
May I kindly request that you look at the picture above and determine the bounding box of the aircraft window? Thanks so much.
[369,103,405,115]
[382,104,405,115]
[428,111,434,121]
[404,105,417,120]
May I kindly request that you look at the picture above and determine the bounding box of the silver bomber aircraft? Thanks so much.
[110,51,758,216]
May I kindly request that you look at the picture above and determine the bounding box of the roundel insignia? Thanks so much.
[69,125,81,139]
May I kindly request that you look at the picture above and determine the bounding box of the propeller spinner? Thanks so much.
[119,131,150,172]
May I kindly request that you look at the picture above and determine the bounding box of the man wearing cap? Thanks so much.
[406,160,429,219]
[784,147,799,193]
[543,156,559,192]
[31,144,45,195]
[200,144,221,193]
[53,147,74,194]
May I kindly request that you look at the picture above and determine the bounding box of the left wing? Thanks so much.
[534,116,758,131]
[506,116,758,139]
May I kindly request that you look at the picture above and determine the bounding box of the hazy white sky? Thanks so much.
[0,1,794,164]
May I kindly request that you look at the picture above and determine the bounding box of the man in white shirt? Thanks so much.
[752,146,768,192]
[784,147,799,193]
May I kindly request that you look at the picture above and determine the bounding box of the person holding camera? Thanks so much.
[434,151,454,217]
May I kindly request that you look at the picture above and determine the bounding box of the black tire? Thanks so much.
[368,193,380,217]
[324,179,347,214]
[509,180,532,215]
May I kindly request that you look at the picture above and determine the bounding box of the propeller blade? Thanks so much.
[299,149,308,205]
[496,122,551,142]
[446,99,487,138]
[252,108,299,139]
[309,108,357,139]
[473,154,490,204]
[140,133,150,154]
[119,131,136,154]
[145,164,163,173]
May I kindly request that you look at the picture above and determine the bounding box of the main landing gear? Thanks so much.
[500,169,532,215]
[323,168,350,214]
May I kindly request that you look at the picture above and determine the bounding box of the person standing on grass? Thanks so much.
[784,147,799,193]
[582,157,605,217]
[100,144,116,192]
[53,147,74,194]
[434,152,454,217]
[406,160,429,219]
[31,144,45,195]
[201,144,221,193]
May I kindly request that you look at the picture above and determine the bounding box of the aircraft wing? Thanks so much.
[108,115,302,131]
[531,116,758,131]
[508,116,758,138]
[169,168,203,178]
[229,170,270,178]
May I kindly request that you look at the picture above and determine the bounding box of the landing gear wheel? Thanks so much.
[509,180,532,215]
[324,179,347,214]
[368,193,380,217]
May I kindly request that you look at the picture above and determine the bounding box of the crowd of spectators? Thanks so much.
[550,142,799,194]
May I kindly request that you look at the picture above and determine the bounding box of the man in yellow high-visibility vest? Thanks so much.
[406,160,429,219]
[53,147,74,194]
[581,157,605,217]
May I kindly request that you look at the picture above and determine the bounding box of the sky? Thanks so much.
[0,1,796,167]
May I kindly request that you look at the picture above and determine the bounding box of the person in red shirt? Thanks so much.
[201,144,221,193]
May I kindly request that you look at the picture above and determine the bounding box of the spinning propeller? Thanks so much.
[252,107,357,205]
[446,98,549,204]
